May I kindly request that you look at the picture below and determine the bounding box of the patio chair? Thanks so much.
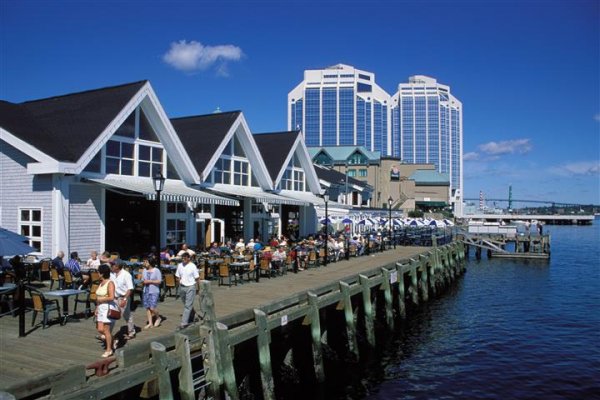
[349,244,357,257]
[89,270,101,284]
[38,259,51,282]
[63,269,81,289]
[259,258,273,279]
[74,282,98,318]
[307,251,318,268]
[29,288,60,329]
[49,267,63,290]
[218,263,237,287]
[162,273,179,299]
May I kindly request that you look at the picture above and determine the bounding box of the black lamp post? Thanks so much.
[388,196,393,250]
[153,173,165,265]
[323,192,329,266]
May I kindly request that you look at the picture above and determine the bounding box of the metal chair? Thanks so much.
[49,267,63,290]
[218,263,237,286]
[29,288,60,328]
[74,282,98,318]
[162,273,179,299]
[38,259,51,282]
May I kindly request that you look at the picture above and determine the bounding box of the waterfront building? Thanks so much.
[288,64,392,155]
[391,75,463,202]
[0,81,236,259]
[308,146,449,213]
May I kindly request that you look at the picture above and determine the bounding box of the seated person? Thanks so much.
[246,239,255,252]
[160,247,172,263]
[85,251,101,271]
[271,246,286,272]
[52,251,65,275]
[208,242,221,256]
[177,243,196,258]
[65,251,82,278]
[234,239,246,254]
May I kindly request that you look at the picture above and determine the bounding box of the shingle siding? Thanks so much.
[0,139,54,258]
[69,184,103,260]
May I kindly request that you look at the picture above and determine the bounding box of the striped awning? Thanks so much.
[278,190,350,209]
[206,185,308,206]
[85,177,239,206]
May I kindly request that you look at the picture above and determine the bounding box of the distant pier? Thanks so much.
[463,213,593,225]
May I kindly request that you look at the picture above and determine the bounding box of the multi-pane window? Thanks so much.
[322,88,337,146]
[427,96,440,168]
[373,101,382,154]
[415,96,427,163]
[138,145,163,177]
[348,151,367,165]
[166,202,187,249]
[401,97,414,161]
[106,140,134,175]
[279,155,305,191]
[305,88,320,147]
[357,98,366,147]
[19,208,42,252]
[103,107,164,177]
[208,136,252,186]
[451,108,460,190]
[339,88,354,145]
[314,152,332,166]
[291,99,303,131]
[359,169,368,177]
[347,169,357,177]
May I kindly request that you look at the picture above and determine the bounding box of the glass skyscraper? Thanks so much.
[288,64,391,155]
[391,75,462,197]
[288,67,463,200]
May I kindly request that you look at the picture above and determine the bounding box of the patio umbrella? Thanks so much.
[408,219,419,226]
[342,218,353,224]
[0,228,29,243]
[0,230,36,256]
[443,219,455,226]
[393,219,403,226]
[320,218,332,224]
[429,220,439,227]
[357,219,373,226]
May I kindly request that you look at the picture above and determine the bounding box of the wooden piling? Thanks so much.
[175,334,194,400]
[395,263,407,319]
[254,309,275,400]
[307,292,325,383]
[359,274,375,347]
[409,259,419,305]
[419,255,429,302]
[150,342,173,400]
[339,281,359,360]
[380,268,395,329]
[216,322,239,400]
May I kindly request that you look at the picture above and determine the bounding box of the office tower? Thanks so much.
[288,64,392,155]
[391,75,463,196]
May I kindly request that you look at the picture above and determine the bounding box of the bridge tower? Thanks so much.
[508,185,513,211]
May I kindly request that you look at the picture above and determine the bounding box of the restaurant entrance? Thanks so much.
[105,191,157,258]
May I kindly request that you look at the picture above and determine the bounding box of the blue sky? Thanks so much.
[1,0,599,205]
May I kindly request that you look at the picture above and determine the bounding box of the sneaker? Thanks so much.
[95,334,106,341]
[101,350,113,358]
[154,317,162,327]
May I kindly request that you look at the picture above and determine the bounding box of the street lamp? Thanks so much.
[153,173,165,265]
[323,192,329,266]
[388,196,394,250]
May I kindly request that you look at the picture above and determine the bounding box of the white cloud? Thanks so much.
[463,152,479,161]
[550,161,600,177]
[594,113,600,122]
[163,40,243,74]
[478,138,532,155]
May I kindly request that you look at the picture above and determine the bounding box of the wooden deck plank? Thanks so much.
[0,246,426,388]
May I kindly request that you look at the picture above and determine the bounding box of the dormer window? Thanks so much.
[348,151,367,165]
[279,154,306,191]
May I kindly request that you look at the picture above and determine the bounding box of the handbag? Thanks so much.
[108,306,121,320]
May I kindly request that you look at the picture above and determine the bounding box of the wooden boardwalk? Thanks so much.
[0,246,426,388]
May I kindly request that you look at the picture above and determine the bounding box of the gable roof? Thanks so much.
[171,111,241,176]
[0,81,147,163]
[307,146,381,163]
[313,164,368,189]
[409,170,450,185]
[253,131,300,181]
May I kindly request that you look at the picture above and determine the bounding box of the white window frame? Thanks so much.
[18,207,43,254]
[165,202,187,249]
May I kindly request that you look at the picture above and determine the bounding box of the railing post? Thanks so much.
[254,309,275,400]
[150,342,174,400]
[199,281,222,399]
[395,263,407,319]
[175,334,194,400]
[307,292,325,383]
[216,322,239,400]
[419,255,429,302]
[339,281,359,361]
[359,274,375,347]
[409,258,419,305]
[380,268,395,330]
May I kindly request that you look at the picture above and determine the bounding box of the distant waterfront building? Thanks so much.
[391,75,463,198]
[287,64,391,155]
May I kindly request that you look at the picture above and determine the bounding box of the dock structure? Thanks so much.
[463,213,593,225]
[458,230,551,260]
[0,241,466,400]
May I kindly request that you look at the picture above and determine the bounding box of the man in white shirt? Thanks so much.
[175,252,199,330]
[111,262,136,341]
[177,244,196,258]
[234,239,246,253]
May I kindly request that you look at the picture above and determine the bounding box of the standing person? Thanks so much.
[95,264,116,358]
[111,262,136,342]
[141,257,162,329]
[175,252,199,330]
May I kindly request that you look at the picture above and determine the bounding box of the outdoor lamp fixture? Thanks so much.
[323,192,329,266]
[388,196,394,249]
[153,173,165,265]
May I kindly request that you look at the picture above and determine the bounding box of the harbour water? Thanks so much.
[338,219,600,399]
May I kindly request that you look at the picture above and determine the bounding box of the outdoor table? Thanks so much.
[206,259,224,279]
[45,289,87,325]
[229,262,253,282]
[0,282,17,295]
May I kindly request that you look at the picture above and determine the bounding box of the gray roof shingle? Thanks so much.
[253,131,300,181]
[0,81,147,162]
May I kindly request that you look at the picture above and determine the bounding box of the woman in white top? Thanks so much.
[95,264,117,358]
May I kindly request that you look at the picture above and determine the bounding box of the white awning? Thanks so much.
[206,185,308,206]
[278,190,350,209]
[85,177,239,206]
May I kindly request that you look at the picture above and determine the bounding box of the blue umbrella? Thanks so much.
[342,218,353,224]
[0,230,36,256]
[0,227,29,243]
[320,218,332,224]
